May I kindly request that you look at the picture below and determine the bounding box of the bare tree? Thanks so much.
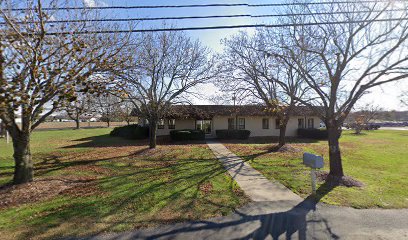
[219,31,308,148]
[0,0,130,184]
[281,0,408,178]
[113,30,218,148]
[118,100,136,125]
[401,92,408,108]
[63,93,94,129]
[95,93,121,127]
[347,104,382,134]
[208,92,247,105]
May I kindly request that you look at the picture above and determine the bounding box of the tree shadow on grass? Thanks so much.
[349,132,368,136]
[9,150,246,240]
[63,134,150,148]
[61,135,207,149]
[2,132,339,240]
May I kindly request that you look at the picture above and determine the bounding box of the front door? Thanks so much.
[196,120,212,134]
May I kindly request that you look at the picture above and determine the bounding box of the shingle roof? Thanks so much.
[134,105,320,119]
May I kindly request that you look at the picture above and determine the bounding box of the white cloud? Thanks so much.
[83,0,108,8]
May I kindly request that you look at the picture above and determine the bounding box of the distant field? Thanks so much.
[34,121,136,130]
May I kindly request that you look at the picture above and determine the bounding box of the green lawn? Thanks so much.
[0,129,248,240]
[223,130,408,209]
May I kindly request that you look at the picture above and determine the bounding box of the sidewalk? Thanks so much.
[206,140,302,202]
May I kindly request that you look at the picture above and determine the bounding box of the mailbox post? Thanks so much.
[303,153,324,195]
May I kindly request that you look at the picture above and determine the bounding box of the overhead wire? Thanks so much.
[5,0,407,11]
[0,9,406,25]
[1,0,407,34]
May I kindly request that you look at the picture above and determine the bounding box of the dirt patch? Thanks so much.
[316,171,364,188]
[275,145,302,153]
[131,147,174,159]
[0,176,101,209]
[37,147,137,164]
[224,144,267,157]
[281,162,296,167]
[64,165,113,176]
[199,182,213,195]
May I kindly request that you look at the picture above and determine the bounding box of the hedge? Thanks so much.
[215,129,251,140]
[170,129,205,141]
[297,128,328,140]
[110,124,149,139]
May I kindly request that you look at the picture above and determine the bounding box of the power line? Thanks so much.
[37,17,408,35]
[5,0,407,11]
[0,14,251,24]
[1,9,405,25]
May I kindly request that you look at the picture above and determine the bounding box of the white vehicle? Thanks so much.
[320,121,326,128]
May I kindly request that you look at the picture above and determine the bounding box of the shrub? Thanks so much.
[170,129,205,141]
[215,130,251,140]
[297,128,328,140]
[110,124,149,139]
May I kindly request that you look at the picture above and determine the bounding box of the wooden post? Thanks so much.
[6,130,10,144]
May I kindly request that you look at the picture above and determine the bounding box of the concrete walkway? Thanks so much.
[206,140,302,202]
[76,141,408,240]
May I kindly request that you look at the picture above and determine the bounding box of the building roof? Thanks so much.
[134,105,320,119]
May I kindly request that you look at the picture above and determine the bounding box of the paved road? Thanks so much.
[380,127,408,131]
[80,200,408,240]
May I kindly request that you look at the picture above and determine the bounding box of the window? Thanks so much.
[158,119,165,129]
[275,119,281,129]
[238,118,245,130]
[197,120,212,134]
[228,118,235,130]
[307,118,314,128]
[196,120,203,130]
[168,119,176,129]
[262,118,269,129]
[298,118,305,129]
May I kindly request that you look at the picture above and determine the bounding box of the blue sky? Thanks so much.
[61,1,408,110]
[84,0,286,51]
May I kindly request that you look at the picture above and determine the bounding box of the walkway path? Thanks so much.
[78,141,408,240]
[206,140,302,202]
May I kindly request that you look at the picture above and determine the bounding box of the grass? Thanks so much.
[0,128,248,240]
[223,130,408,209]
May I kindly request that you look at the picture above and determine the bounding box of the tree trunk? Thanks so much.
[354,125,362,134]
[12,133,33,184]
[278,118,289,148]
[107,120,110,128]
[75,119,80,129]
[149,119,157,149]
[327,124,344,177]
